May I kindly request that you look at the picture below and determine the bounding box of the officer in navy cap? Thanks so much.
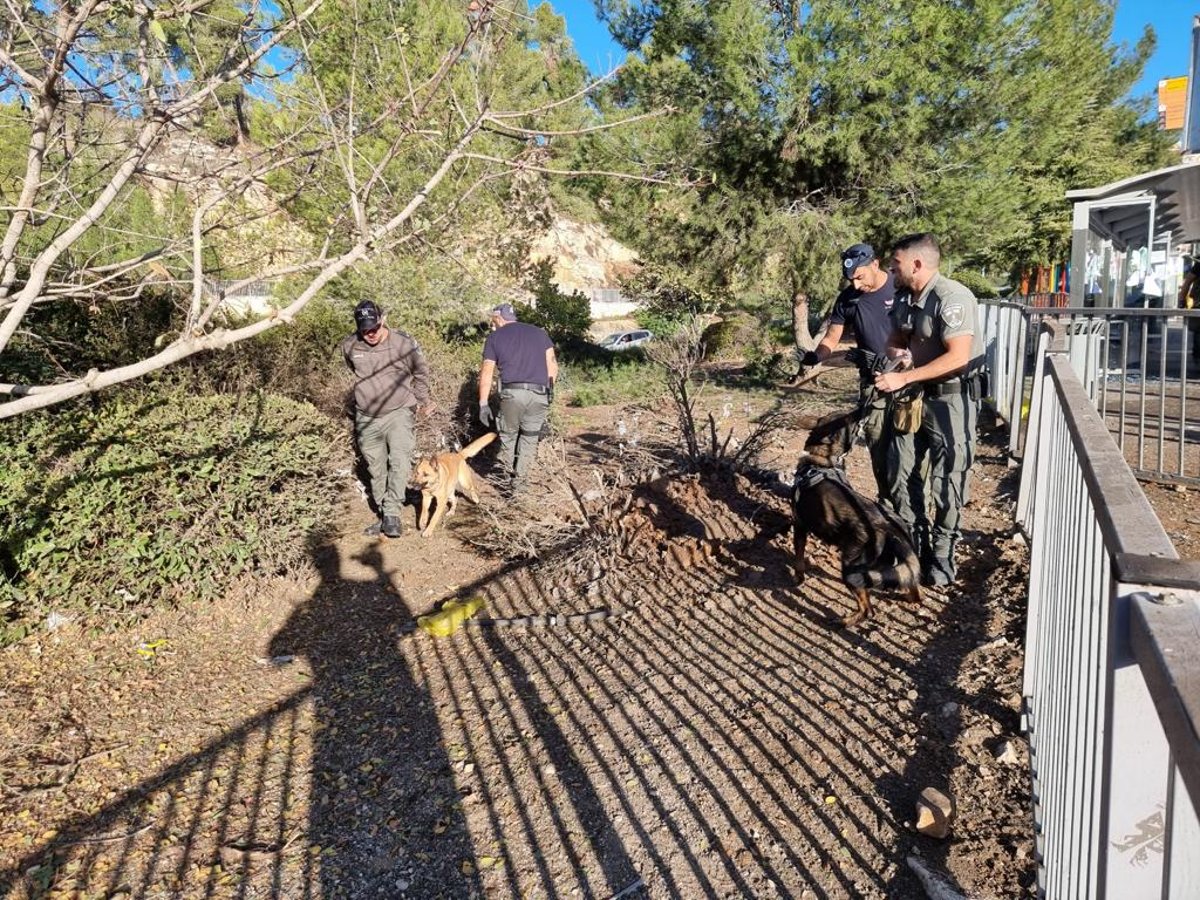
[801,242,899,502]
[477,304,558,494]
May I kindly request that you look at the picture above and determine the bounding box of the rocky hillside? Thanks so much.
[528,217,639,294]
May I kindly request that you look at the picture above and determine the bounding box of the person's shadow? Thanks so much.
[269,538,479,897]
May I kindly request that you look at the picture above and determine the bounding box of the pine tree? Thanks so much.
[589,0,1173,316]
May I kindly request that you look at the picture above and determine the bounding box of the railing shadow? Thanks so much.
[2,432,1032,898]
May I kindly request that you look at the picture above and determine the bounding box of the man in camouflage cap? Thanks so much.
[874,233,985,587]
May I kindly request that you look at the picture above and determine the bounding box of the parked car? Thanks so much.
[598,329,654,350]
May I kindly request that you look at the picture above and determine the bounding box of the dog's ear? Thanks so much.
[804,408,860,453]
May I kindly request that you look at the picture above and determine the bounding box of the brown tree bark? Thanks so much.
[791,288,812,353]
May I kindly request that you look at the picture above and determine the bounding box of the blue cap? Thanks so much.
[841,243,875,276]
[491,303,518,323]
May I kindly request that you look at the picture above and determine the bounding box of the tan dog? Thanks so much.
[413,433,496,536]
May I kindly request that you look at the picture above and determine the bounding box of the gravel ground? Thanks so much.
[0,379,1036,899]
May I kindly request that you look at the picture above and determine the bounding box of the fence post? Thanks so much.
[1130,587,1200,898]
[1016,324,1057,531]
[1008,306,1029,458]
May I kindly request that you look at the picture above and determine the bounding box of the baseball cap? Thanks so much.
[354,300,382,333]
[841,243,875,277]
[491,303,518,323]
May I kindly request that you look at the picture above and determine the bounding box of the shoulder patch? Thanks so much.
[943,303,965,329]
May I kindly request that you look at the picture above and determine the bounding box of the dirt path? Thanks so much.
[0,386,1035,899]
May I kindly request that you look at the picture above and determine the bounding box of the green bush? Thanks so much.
[0,387,342,644]
[700,312,763,360]
[190,295,352,416]
[515,260,592,342]
[562,353,664,407]
[633,306,692,339]
[949,268,1001,299]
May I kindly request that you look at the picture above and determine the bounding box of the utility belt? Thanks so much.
[924,370,986,401]
[502,381,549,394]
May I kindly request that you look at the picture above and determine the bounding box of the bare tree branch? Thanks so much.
[0,0,678,418]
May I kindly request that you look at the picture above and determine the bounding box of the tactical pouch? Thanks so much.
[893,394,924,433]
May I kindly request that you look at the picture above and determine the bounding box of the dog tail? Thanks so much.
[845,533,921,590]
[461,432,498,457]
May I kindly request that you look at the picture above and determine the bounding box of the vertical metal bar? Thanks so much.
[1017,328,1051,528]
[1088,315,1100,399]
[1181,320,1189,478]
[1100,315,1111,426]
[1140,318,1150,469]
[1011,308,1030,457]
[1082,513,1104,896]
[1165,760,1200,899]
[1060,457,1087,892]
[1090,538,1114,898]
[1101,585,1173,898]
[1159,315,1169,476]
[1120,320,1130,455]
[1047,403,1072,895]
[999,306,1011,419]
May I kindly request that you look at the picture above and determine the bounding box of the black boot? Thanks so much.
[382,515,403,538]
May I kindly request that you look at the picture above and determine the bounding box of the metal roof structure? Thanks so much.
[1066,158,1200,305]
[1066,159,1200,250]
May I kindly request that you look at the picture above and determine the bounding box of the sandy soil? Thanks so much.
[0,374,1036,899]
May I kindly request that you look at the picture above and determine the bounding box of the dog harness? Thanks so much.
[794,462,851,492]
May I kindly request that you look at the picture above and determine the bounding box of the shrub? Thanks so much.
[514,260,592,342]
[561,352,663,407]
[700,312,763,360]
[949,268,1001,299]
[0,387,343,644]
[190,295,352,417]
[633,306,692,339]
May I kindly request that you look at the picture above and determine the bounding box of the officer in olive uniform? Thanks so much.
[874,233,984,587]
[802,242,898,502]
[342,300,434,537]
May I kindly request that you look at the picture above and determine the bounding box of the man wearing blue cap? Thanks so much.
[478,304,558,493]
[801,242,898,501]
[342,299,433,537]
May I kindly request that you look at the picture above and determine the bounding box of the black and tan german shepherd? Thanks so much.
[792,409,922,626]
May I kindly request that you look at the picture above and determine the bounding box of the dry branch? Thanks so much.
[0,1,682,418]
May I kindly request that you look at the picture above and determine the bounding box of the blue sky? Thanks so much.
[550,0,1198,104]
[1114,0,1195,99]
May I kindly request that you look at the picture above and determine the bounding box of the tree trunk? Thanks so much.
[791,288,812,352]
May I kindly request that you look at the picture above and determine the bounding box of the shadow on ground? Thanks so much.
[1,435,1032,899]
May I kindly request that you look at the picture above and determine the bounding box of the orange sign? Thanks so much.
[1159,76,1187,130]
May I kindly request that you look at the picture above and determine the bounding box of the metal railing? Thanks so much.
[981,301,1200,485]
[1018,326,1200,897]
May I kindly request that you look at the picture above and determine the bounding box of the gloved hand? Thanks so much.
[801,349,821,367]
[478,404,494,428]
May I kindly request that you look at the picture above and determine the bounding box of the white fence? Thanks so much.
[1002,319,1200,897]
[982,302,1200,485]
